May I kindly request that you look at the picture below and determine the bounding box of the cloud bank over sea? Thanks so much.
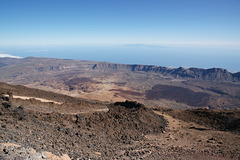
[0,53,21,58]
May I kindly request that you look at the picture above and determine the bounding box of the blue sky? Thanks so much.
[0,0,240,71]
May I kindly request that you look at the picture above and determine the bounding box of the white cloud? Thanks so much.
[0,54,22,58]
[24,49,48,53]
[153,41,240,46]
[124,44,167,49]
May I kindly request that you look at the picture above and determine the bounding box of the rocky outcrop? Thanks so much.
[234,72,240,80]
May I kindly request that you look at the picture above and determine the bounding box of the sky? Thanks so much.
[0,0,240,71]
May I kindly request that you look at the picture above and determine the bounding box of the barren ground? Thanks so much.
[1,88,240,159]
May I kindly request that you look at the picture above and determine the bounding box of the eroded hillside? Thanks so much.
[0,57,240,109]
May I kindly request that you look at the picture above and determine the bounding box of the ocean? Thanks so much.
[0,45,239,72]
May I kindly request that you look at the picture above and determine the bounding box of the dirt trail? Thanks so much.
[146,111,210,150]
[3,94,110,115]
[145,111,240,158]
[71,108,110,114]
[4,94,63,105]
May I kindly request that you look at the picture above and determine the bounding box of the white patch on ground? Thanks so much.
[0,143,71,160]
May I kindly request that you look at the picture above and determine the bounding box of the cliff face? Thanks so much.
[234,72,240,80]
[92,62,240,82]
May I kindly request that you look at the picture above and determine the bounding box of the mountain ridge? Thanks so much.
[1,57,239,82]
[93,62,239,82]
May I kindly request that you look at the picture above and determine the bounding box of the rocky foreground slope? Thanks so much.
[0,92,167,159]
[1,83,240,159]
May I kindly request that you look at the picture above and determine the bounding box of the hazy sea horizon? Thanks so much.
[0,45,239,73]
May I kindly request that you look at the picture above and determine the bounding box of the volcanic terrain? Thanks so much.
[0,57,240,159]
[0,82,240,159]
[0,57,240,110]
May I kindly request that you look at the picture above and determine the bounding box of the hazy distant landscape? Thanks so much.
[0,57,240,110]
[1,44,240,72]
[1,0,240,159]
